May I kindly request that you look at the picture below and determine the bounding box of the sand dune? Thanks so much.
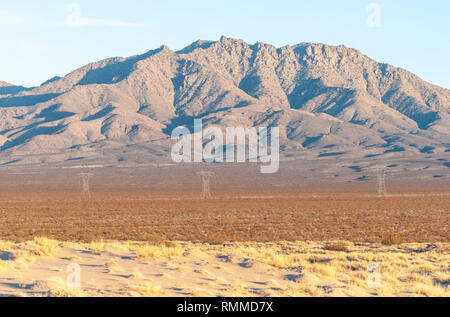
[0,238,448,297]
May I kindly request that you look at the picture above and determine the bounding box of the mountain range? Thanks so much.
[0,36,449,179]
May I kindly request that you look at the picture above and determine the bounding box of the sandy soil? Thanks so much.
[0,239,448,297]
[0,194,448,243]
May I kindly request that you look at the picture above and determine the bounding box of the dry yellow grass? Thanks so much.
[126,282,167,297]
[0,237,61,271]
[0,259,12,271]
[324,241,350,252]
[186,241,449,297]
[132,243,184,260]
[0,239,448,297]
[381,234,404,246]
[83,241,106,253]
[32,237,60,256]
[33,279,85,297]
[104,261,120,273]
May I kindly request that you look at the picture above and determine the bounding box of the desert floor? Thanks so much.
[0,189,448,297]
[0,238,448,297]
[0,194,448,243]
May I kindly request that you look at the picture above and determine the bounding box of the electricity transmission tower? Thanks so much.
[377,168,387,197]
[79,173,93,198]
[198,171,215,199]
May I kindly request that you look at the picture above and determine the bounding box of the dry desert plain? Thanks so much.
[0,166,448,297]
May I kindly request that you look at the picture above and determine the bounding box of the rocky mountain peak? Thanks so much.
[0,37,448,172]
[0,81,12,87]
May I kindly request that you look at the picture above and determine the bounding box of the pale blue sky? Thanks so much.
[0,0,449,88]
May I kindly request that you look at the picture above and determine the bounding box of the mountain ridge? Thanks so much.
[0,36,449,175]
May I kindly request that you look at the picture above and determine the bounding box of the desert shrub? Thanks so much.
[32,237,60,256]
[84,241,105,253]
[324,242,349,252]
[132,282,165,297]
[133,243,184,259]
[33,279,84,297]
[381,234,403,246]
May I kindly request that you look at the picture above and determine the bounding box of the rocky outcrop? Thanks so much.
[0,37,448,166]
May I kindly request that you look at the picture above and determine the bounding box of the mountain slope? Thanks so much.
[0,81,12,87]
[0,36,449,171]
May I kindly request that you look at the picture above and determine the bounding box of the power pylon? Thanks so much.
[198,171,215,199]
[79,173,93,198]
[377,168,387,197]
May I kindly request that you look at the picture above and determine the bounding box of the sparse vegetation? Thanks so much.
[0,239,447,297]
[382,234,404,246]
[127,282,166,297]
[0,194,447,243]
[133,243,184,260]
[324,241,349,252]
[32,237,60,256]
[32,279,85,297]
[0,193,447,297]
